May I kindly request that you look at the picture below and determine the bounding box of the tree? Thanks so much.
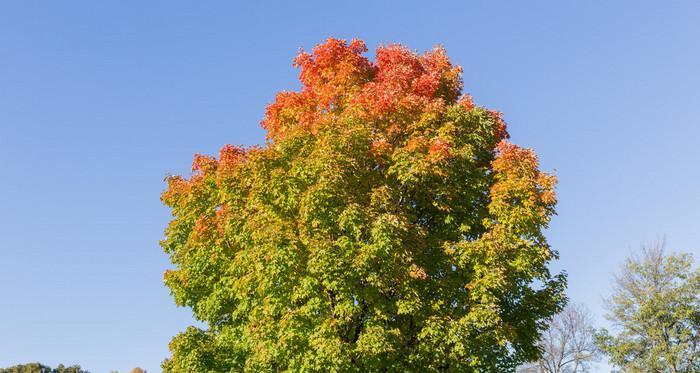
[518,303,599,373]
[160,38,566,372]
[0,363,89,373]
[129,368,146,373]
[51,366,88,373]
[0,363,51,373]
[595,242,700,372]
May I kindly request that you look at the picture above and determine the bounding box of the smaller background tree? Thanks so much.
[0,363,89,373]
[518,303,600,373]
[0,363,51,373]
[595,241,700,372]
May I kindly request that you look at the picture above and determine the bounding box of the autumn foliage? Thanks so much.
[161,38,566,372]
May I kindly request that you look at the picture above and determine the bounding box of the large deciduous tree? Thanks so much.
[595,242,700,372]
[160,38,566,372]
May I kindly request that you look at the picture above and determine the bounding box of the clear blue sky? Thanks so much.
[1,1,698,372]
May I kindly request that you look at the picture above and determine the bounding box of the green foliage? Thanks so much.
[160,38,566,372]
[0,363,89,373]
[595,243,700,372]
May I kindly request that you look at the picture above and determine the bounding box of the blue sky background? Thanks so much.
[1,1,699,372]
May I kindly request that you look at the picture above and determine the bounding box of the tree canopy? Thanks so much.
[595,243,700,372]
[0,363,89,373]
[160,38,566,372]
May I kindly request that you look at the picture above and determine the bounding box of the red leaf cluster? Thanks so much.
[262,38,473,142]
